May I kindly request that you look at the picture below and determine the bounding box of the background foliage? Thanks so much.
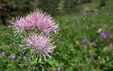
[0,0,95,25]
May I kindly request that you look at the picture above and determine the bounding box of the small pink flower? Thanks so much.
[98,56,100,58]
[98,28,102,33]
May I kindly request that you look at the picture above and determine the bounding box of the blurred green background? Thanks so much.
[0,0,108,26]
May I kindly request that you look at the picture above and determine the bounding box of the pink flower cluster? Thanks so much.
[10,8,58,35]
[10,8,58,61]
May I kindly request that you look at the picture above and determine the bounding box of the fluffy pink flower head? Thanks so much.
[22,33,56,61]
[24,14,36,30]
[10,15,35,30]
[31,9,58,34]
[10,16,35,37]
[10,17,26,37]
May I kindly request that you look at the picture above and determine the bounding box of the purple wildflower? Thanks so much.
[11,54,16,58]
[98,56,100,58]
[94,42,97,46]
[15,45,19,48]
[58,39,61,41]
[26,54,29,57]
[90,56,94,59]
[84,37,88,41]
[101,32,106,36]
[67,31,68,33]
[101,32,107,38]
[61,24,63,26]
[9,44,10,46]
[82,41,86,44]
[108,42,112,45]
[28,60,30,64]
[93,24,95,27]
[18,64,21,66]
[13,42,15,44]
[82,37,88,44]
[75,29,78,32]
[58,39,63,41]
[56,66,61,71]
[103,35,107,38]
[107,31,111,37]
[18,50,20,52]
[18,56,21,60]
[1,51,5,56]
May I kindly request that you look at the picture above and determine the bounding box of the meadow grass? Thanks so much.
[81,1,100,9]
[0,1,113,71]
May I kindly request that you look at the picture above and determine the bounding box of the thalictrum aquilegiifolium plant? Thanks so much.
[9,8,59,63]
